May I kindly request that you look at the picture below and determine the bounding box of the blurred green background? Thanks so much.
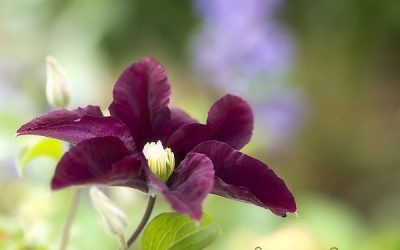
[1,0,400,249]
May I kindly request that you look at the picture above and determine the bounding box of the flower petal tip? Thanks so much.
[50,178,63,191]
[192,214,202,222]
[281,211,299,218]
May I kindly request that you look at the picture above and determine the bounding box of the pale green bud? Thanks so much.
[46,56,71,108]
[89,187,128,236]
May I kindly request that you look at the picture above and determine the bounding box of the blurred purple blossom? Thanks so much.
[192,0,294,92]
[191,0,305,151]
[254,91,306,152]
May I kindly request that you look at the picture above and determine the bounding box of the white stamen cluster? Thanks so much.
[142,141,175,182]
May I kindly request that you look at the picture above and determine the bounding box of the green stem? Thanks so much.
[59,187,81,250]
[126,195,156,248]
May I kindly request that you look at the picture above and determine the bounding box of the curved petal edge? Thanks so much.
[145,152,214,220]
[192,140,296,216]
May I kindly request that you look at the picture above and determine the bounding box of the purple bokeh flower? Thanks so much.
[254,91,306,152]
[191,0,305,151]
[192,0,294,92]
[17,58,296,220]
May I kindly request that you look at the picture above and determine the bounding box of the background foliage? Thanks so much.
[1,0,400,249]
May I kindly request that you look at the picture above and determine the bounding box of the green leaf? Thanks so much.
[141,212,220,250]
[168,225,220,250]
[17,138,64,176]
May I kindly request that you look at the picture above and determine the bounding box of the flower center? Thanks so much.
[142,141,175,182]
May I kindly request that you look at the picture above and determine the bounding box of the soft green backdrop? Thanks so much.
[1,0,400,249]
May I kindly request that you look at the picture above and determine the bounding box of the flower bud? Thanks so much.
[89,187,128,236]
[46,56,71,108]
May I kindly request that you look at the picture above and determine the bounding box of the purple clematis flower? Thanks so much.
[16,58,296,220]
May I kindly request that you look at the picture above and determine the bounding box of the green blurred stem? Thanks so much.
[117,234,128,250]
[126,195,156,248]
[59,187,81,250]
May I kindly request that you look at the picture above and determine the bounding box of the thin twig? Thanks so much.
[59,187,81,250]
[126,195,156,248]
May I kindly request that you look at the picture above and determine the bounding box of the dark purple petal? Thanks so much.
[17,110,135,151]
[17,105,102,134]
[145,153,214,220]
[167,123,209,162]
[100,154,148,192]
[51,136,146,190]
[168,94,253,157]
[192,141,296,216]
[206,94,253,148]
[158,108,198,144]
[109,58,171,149]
